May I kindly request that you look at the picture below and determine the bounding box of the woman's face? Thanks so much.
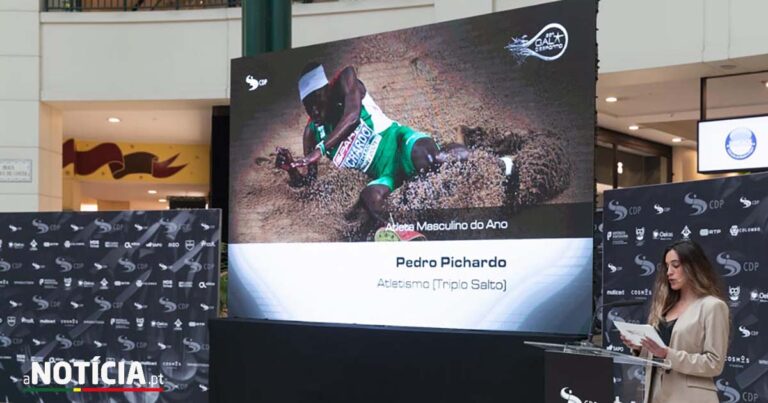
[665,249,688,291]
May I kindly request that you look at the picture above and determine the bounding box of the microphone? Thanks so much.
[586,299,645,346]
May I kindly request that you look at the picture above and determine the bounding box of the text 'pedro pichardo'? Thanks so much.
[26,358,164,388]
[396,256,507,268]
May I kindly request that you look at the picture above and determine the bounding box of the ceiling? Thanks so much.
[597,53,768,146]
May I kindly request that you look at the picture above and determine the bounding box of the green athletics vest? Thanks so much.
[310,93,395,174]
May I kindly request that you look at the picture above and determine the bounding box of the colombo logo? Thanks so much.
[23,358,163,394]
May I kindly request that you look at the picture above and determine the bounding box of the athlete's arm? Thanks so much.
[322,66,365,150]
[302,124,318,180]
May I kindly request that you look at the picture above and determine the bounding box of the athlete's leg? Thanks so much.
[410,137,469,173]
[359,184,391,226]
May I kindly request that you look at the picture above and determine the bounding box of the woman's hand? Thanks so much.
[620,334,641,352]
[641,337,668,359]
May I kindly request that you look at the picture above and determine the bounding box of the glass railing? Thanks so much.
[44,0,242,12]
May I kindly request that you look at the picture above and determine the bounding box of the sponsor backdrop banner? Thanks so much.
[229,0,595,334]
[602,173,768,402]
[0,210,220,402]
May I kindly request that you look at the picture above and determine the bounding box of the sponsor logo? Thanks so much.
[43,241,59,248]
[178,281,193,288]
[159,297,189,313]
[137,318,145,329]
[198,281,216,289]
[606,289,625,296]
[200,240,216,248]
[134,302,148,310]
[750,290,768,303]
[152,321,169,330]
[157,342,171,350]
[681,225,692,239]
[60,319,78,327]
[189,321,206,328]
[506,23,569,63]
[13,280,34,286]
[740,196,760,208]
[32,295,50,310]
[29,239,38,251]
[94,340,107,348]
[0,335,12,347]
[0,279,8,287]
[726,355,750,368]
[39,319,57,325]
[163,280,173,288]
[94,296,112,311]
[70,224,84,231]
[729,225,761,237]
[635,227,645,244]
[699,228,722,237]
[21,317,34,324]
[159,263,171,271]
[63,240,84,248]
[70,301,83,309]
[94,218,113,233]
[0,259,12,273]
[89,240,100,248]
[7,316,16,327]
[183,338,203,353]
[630,289,653,297]
[31,262,44,270]
[32,219,50,234]
[118,336,136,351]
[246,75,268,91]
[652,229,674,241]
[739,325,758,338]
[201,223,215,231]
[185,259,203,273]
[174,319,183,331]
[99,278,109,290]
[635,254,656,277]
[9,300,23,308]
[559,386,597,403]
[605,345,625,353]
[83,320,104,325]
[8,241,24,249]
[8,225,21,232]
[78,279,95,288]
[94,262,107,271]
[653,204,671,214]
[104,241,119,248]
[607,200,628,221]
[717,253,759,277]
[55,334,72,350]
[607,230,629,246]
[729,286,741,302]
[118,258,136,273]
[113,281,130,287]
[145,241,162,248]
[135,280,157,288]
[160,218,179,233]
[185,240,196,251]
[31,338,45,346]
[110,318,131,330]
[200,303,214,312]
[725,127,757,160]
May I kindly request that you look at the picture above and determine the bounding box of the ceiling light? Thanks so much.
[605,96,618,103]
[147,190,158,194]
[107,117,121,123]
[764,81,768,88]
[617,162,624,175]
[628,125,639,131]
[80,203,98,212]
[672,138,683,143]
[158,198,167,203]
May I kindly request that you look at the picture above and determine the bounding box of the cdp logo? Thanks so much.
[607,200,641,221]
[684,193,724,215]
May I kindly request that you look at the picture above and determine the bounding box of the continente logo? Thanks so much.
[23,357,164,394]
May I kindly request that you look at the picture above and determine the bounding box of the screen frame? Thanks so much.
[697,113,768,174]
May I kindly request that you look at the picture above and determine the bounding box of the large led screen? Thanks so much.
[229,0,595,334]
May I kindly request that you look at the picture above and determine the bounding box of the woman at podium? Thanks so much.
[621,240,730,403]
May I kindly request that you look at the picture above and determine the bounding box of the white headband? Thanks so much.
[299,65,329,101]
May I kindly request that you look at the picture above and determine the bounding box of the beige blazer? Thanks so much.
[642,295,730,403]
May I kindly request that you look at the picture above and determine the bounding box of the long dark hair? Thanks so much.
[648,240,726,327]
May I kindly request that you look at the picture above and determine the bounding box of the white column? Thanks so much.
[0,1,62,212]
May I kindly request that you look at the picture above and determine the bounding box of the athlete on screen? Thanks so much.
[275,62,516,240]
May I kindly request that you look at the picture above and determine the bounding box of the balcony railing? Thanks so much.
[44,0,242,12]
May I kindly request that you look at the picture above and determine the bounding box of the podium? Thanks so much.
[525,341,671,403]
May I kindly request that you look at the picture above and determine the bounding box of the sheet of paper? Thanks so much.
[613,321,667,348]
